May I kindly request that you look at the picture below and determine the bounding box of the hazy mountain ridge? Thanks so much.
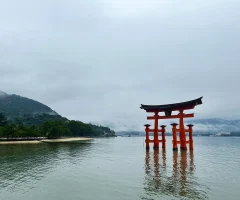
[102,118,240,134]
[185,118,240,133]
[0,91,58,117]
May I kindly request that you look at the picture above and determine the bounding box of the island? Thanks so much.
[0,92,116,144]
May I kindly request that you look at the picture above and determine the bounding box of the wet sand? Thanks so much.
[41,137,92,143]
[0,137,92,144]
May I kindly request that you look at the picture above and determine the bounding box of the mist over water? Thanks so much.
[0,137,240,200]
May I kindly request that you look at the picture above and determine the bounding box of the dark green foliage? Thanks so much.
[0,123,43,139]
[43,121,72,139]
[0,113,115,139]
[89,124,115,137]
[68,121,95,137]
[11,113,68,125]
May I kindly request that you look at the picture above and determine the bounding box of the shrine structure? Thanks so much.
[140,97,203,151]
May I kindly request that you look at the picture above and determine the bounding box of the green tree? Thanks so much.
[0,113,7,126]
[5,124,15,139]
[67,120,94,137]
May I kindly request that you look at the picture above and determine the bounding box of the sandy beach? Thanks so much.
[41,137,92,143]
[0,137,92,144]
[0,140,42,144]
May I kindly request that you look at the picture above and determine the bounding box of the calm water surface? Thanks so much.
[0,137,240,200]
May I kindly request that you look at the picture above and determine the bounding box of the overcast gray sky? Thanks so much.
[0,0,239,130]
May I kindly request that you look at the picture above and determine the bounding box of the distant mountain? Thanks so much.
[0,91,58,118]
[0,91,115,136]
[185,118,240,133]
[116,131,174,137]
[116,131,144,136]
[103,118,240,134]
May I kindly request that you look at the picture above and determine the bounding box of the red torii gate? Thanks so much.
[140,97,203,151]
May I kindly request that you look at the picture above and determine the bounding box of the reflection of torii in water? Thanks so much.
[144,150,167,194]
[143,150,207,199]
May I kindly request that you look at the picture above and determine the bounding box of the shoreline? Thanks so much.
[41,137,92,143]
[0,137,93,144]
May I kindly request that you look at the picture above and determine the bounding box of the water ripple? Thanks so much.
[0,137,240,200]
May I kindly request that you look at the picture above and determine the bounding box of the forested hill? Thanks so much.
[0,92,57,117]
[0,91,115,138]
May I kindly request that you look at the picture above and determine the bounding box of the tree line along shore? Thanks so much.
[0,113,115,141]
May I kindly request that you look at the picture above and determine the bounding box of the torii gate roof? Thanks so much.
[140,97,203,112]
